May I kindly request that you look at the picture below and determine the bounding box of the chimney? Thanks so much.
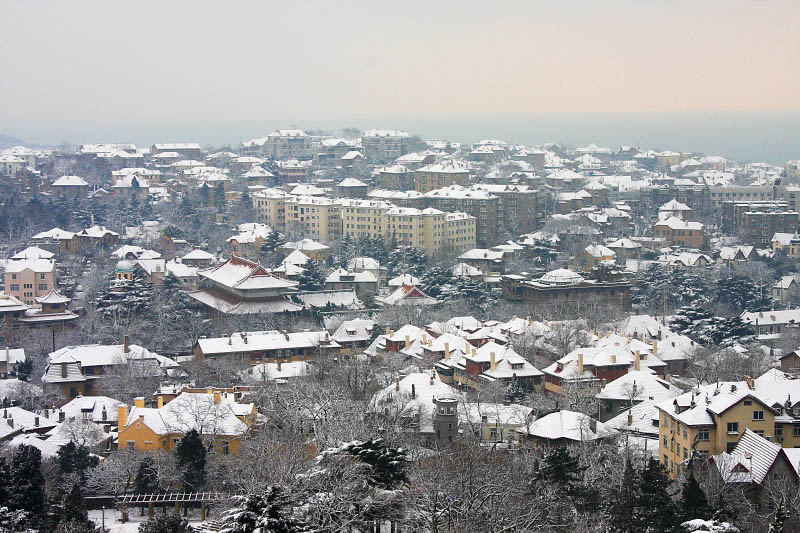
[58,410,65,422]
[578,353,584,376]
[102,406,107,421]
[124,335,130,353]
[34,416,39,427]
[213,392,221,404]
[627,412,633,426]
[746,377,755,390]
[157,396,164,409]
[395,376,400,391]
[2,409,5,418]
[611,354,617,364]
[634,350,640,371]
[405,335,410,349]
[652,341,658,356]
[228,336,232,345]
[444,342,450,360]
[134,397,145,408]
[429,374,434,385]
[490,352,497,372]
[6,419,12,428]
[61,363,67,378]
[385,326,390,335]
[277,360,282,371]
[411,384,416,399]
[526,315,531,325]
[282,331,288,341]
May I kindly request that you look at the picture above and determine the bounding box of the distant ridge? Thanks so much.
[0,134,49,150]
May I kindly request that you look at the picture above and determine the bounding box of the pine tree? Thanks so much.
[175,430,206,492]
[0,458,10,507]
[221,486,310,533]
[295,261,324,291]
[57,442,98,484]
[535,446,586,499]
[636,457,677,532]
[10,445,45,522]
[421,265,454,298]
[679,471,711,523]
[605,457,639,533]
[339,439,408,489]
[138,514,191,533]
[769,498,787,533]
[60,482,88,524]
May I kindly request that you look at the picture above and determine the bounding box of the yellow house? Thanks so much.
[656,377,800,479]
[117,391,256,455]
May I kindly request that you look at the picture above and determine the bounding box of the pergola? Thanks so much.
[117,492,227,521]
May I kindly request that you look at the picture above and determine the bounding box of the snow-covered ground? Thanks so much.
[88,508,211,533]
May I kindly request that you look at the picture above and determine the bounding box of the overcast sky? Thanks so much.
[1,0,798,145]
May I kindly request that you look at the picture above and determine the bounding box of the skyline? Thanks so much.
[1,2,799,133]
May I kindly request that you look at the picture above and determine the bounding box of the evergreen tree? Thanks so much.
[636,457,677,532]
[215,183,226,209]
[175,430,206,492]
[421,265,454,298]
[138,514,190,533]
[10,445,45,522]
[606,457,639,533]
[221,486,310,533]
[0,458,10,507]
[338,439,407,489]
[88,195,106,225]
[679,471,711,523]
[200,183,211,206]
[57,442,99,484]
[535,446,586,498]
[60,482,88,524]
[768,498,788,533]
[295,261,324,291]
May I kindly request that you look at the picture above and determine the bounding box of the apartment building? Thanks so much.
[413,161,471,193]
[710,186,773,209]
[252,188,291,232]
[241,130,312,159]
[150,143,203,159]
[51,175,89,200]
[472,184,539,235]
[656,376,800,479]
[341,199,392,239]
[425,185,499,247]
[376,164,414,190]
[284,196,342,243]
[653,217,706,249]
[362,130,410,163]
[721,201,799,246]
[367,189,426,208]
[3,258,56,306]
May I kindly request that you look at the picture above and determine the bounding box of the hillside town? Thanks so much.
[0,130,798,532]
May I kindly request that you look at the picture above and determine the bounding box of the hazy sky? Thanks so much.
[1,0,799,146]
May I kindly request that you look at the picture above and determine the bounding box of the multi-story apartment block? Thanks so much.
[710,186,773,209]
[284,196,342,243]
[367,189,426,208]
[413,161,471,193]
[472,184,539,235]
[252,188,291,232]
[785,160,800,179]
[721,201,800,246]
[362,130,410,163]
[314,138,359,166]
[653,217,706,249]
[342,200,475,256]
[424,185,499,247]
[241,130,312,159]
[150,143,203,160]
[376,164,414,190]
[656,376,800,479]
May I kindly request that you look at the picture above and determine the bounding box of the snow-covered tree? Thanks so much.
[220,486,310,533]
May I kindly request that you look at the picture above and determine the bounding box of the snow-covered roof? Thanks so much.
[31,228,76,242]
[35,289,70,305]
[371,372,459,433]
[388,273,421,287]
[712,429,790,485]
[376,284,437,306]
[52,175,88,187]
[331,319,376,343]
[242,361,310,382]
[11,246,54,260]
[124,391,252,437]
[539,268,584,285]
[200,256,298,291]
[4,258,54,274]
[596,370,680,402]
[519,411,616,442]
[325,267,377,284]
[196,330,338,356]
[59,395,124,423]
[282,250,311,266]
[182,248,215,261]
[655,216,703,231]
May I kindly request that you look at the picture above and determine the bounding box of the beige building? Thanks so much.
[376,164,413,190]
[284,196,342,243]
[252,188,291,232]
[3,259,56,306]
[414,161,471,193]
[656,377,800,479]
[362,130,410,163]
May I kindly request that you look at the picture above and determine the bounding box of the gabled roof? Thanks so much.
[200,256,298,291]
[519,411,615,442]
[376,284,437,306]
[712,429,795,485]
[52,175,88,187]
[11,246,54,260]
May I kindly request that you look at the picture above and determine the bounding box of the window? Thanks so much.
[775,425,783,438]
[794,426,800,437]
[222,441,230,455]
[753,410,765,421]
[698,428,710,441]
[726,442,737,453]
[9,284,18,291]
[663,436,668,448]
[11,274,16,280]
[744,400,752,406]
[683,425,688,438]
[754,430,765,437]
[727,422,739,434]
[40,273,45,280]
[38,284,47,291]
[127,441,135,450]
